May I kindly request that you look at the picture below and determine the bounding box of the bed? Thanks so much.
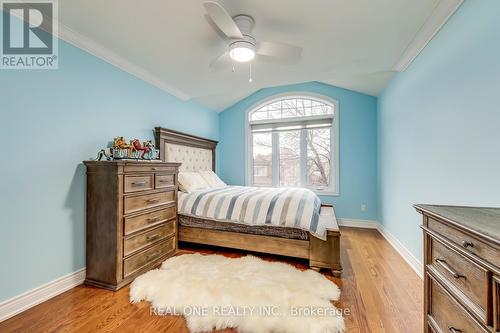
[155,127,342,276]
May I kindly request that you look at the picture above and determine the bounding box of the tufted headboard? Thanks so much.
[155,127,218,172]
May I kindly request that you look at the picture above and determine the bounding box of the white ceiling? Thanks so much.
[58,0,459,111]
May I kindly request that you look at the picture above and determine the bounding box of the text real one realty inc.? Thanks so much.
[151,305,350,317]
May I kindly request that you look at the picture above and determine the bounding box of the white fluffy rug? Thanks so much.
[130,254,344,333]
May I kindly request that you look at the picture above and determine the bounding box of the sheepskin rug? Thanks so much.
[130,253,344,333]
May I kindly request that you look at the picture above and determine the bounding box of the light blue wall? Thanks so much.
[218,82,378,220]
[0,33,219,301]
[378,0,500,261]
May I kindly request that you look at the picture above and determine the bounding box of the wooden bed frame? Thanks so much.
[155,127,342,276]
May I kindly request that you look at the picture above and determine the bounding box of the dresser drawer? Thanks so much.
[494,277,500,332]
[155,174,175,189]
[428,274,489,333]
[124,174,154,193]
[428,218,500,268]
[124,191,175,214]
[124,165,176,173]
[430,236,490,323]
[123,238,175,278]
[124,223,175,257]
[124,206,176,235]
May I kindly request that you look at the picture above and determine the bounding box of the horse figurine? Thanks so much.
[131,139,151,158]
[95,149,112,161]
[143,140,155,149]
[113,137,132,150]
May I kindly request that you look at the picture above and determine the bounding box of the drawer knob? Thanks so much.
[462,240,474,249]
[147,216,160,223]
[147,234,160,241]
[448,327,462,333]
[146,251,161,260]
[435,259,466,279]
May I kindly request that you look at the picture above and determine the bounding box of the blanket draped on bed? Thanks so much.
[178,186,327,240]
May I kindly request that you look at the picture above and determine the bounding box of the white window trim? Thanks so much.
[245,92,340,196]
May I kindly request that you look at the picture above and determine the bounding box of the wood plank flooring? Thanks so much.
[0,228,423,332]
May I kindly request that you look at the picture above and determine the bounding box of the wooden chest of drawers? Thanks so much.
[416,205,500,333]
[84,161,181,290]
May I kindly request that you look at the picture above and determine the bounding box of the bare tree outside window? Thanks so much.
[249,96,337,193]
[307,128,330,186]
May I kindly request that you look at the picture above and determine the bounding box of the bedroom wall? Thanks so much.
[218,82,378,221]
[0,34,219,301]
[377,0,500,262]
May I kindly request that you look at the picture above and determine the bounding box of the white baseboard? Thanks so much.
[376,225,424,279]
[0,219,424,322]
[338,218,423,279]
[0,268,86,322]
[337,218,380,229]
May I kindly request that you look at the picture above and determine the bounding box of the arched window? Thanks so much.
[246,94,339,195]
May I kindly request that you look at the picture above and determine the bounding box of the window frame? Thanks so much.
[245,92,340,196]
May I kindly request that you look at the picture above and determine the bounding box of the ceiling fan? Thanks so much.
[203,1,302,70]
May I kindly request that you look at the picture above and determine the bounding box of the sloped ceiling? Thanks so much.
[57,0,460,111]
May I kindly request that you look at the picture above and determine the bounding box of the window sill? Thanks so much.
[312,190,339,197]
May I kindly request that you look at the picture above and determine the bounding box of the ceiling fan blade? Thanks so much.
[256,42,302,61]
[209,51,231,71]
[203,1,243,39]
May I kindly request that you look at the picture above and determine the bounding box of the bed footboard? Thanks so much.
[309,205,342,277]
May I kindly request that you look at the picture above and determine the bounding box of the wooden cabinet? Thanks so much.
[84,160,181,290]
[416,205,500,333]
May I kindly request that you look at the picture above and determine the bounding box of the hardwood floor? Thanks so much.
[0,227,423,333]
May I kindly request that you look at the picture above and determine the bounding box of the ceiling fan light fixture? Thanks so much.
[229,41,255,63]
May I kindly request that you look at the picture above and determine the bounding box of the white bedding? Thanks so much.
[178,185,329,240]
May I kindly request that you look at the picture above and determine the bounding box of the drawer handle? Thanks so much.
[448,327,462,333]
[435,259,466,279]
[147,216,161,223]
[462,240,474,249]
[131,181,147,186]
[146,251,161,260]
[159,179,169,183]
[151,167,157,171]
[147,234,160,241]
[146,198,160,204]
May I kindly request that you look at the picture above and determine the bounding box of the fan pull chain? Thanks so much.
[249,63,253,83]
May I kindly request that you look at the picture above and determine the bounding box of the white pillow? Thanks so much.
[178,172,210,193]
[199,170,226,188]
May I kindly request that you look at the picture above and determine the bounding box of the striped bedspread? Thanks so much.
[178,186,327,240]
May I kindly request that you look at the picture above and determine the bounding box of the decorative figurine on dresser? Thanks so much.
[84,160,181,290]
[415,204,500,333]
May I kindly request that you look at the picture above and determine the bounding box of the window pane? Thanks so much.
[250,97,333,121]
[281,99,297,118]
[252,133,272,186]
[279,131,300,187]
[306,128,331,187]
[251,110,268,120]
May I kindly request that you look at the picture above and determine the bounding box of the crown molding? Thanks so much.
[57,23,191,100]
[393,0,463,72]
[1,7,190,101]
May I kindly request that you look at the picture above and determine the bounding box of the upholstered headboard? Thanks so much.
[155,127,218,172]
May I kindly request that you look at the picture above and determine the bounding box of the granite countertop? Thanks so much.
[415,204,500,243]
